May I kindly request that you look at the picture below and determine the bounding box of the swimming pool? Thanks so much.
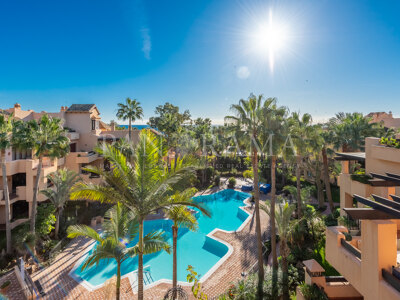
[70,189,251,290]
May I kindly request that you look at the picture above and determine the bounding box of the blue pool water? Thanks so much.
[72,189,250,287]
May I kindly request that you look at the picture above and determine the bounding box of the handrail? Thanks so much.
[340,239,361,259]
[382,268,400,293]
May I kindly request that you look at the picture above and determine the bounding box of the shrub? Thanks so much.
[243,169,253,180]
[228,177,236,189]
[214,175,221,186]
[299,283,328,300]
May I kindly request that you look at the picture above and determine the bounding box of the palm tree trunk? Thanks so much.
[116,261,121,300]
[271,155,278,299]
[138,218,144,300]
[271,155,278,268]
[252,148,264,300]
[296,155,302,218]
[128,118,132,142]
[1,150,12,254]
[31,156,43,234]
[55,209,61,239]
[316,169,324,208]
[281,243,289,300]
[172,225,178,299]
[322,147,334,212]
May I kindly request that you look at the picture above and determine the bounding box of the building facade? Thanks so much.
[325,137,400,299]
[0,103,155,230]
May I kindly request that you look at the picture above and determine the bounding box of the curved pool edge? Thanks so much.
[68,191,253,292]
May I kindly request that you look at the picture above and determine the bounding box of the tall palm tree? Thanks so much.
[225,94,269,299]
[261,200,297,300]
[40,168,81,238]
[67,203,170,300]
[164,188,209,298]
[0,113,13,254]
[288,112,313,218]
[116,98,144,141]
[24,115,70,234]
[260,101,288,298]
[71,130,207,300]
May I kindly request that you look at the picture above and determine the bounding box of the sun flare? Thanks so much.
[250,10,289,72]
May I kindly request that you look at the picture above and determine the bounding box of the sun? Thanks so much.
[250,10,289,72]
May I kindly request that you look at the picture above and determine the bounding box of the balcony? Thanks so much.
[66,132,80,140]
[71,151,99,164]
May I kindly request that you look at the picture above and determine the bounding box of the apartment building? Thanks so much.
[323,137,400,299]
[0,103,155,230]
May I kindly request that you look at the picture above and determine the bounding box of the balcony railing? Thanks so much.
[340,238,361,259]
[382,268,400,293]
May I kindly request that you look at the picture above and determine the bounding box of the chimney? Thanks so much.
[14,103,21,110]
[389,111,393,118]
[110,121,116,131]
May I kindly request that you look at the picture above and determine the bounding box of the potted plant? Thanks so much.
[0,280,11,294]
[228,177,236,189]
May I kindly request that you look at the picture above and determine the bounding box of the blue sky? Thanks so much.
[1,0,400,124]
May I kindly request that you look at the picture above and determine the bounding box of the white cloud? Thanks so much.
[236,66,250,79]
[140,27,151,60]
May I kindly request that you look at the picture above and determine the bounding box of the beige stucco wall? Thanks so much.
[326,221,400,300]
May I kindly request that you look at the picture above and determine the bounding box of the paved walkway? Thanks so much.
[24,188,269,300]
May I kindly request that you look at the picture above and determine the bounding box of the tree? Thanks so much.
[148,102,191,165]
[40,168,81,238]
[329,112,384,152]
[116,98,144,141]
[67,203,170,300]
[261,200,297,300]
[0,113,13,254]
[288,112,313,218]
[24,115,70,234]
[70,130,208,300]
[225,94,276,299]
[164,188,209,298]
[260,101,288,298]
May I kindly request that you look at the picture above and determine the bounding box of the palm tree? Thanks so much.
[225,94,269,299]
[70,130,207,300]
[116,98,144,141]
[260,102,288,298]
[40,168,81,238]
[288,112,313,218]
[261,200,297,300]
[329,112,384,152]
[0,113,13,254]
[23,115,70,234]
[164,188,209,298]
[67,203,170,300]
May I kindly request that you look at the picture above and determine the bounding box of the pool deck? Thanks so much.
[29,187,270,300]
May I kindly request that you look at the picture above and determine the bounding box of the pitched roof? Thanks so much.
[0,109,11,115]
[66,104,96,112]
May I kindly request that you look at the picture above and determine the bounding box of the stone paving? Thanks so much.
[24,189,269,300]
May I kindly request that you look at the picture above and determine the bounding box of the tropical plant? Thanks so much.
[0,113,13,254]
[228,177,236,189]
[164,188,209,297]
[14,115,70,235]
[187,265,208,300]
[224,94,268,299]
[40,168,81,238]
[67,203,170,300]
[70,130,207,300]
[288,112,313,218]
[116,98,144,141]
[328,112,385,152]
[262,200,298,300]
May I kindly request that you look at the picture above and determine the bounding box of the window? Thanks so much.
[91,119,96,130]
